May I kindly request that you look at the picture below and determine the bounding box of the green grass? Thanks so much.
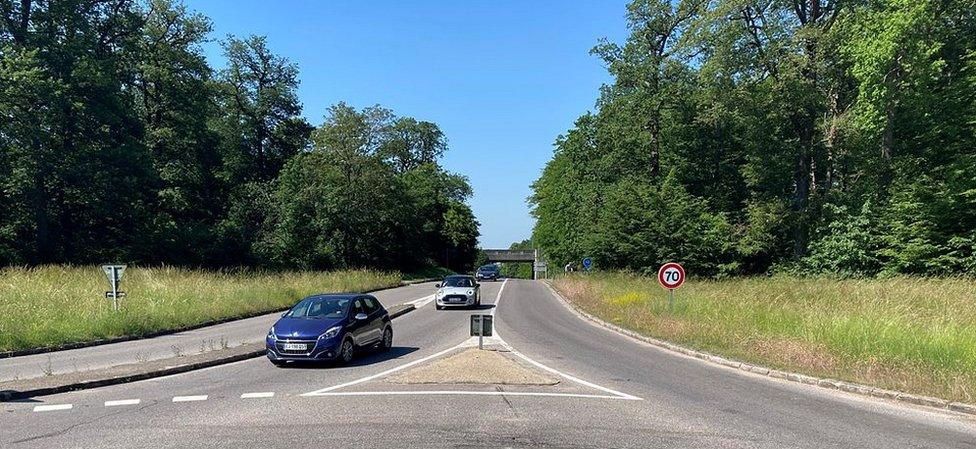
[554,273,976,403]
[0,265,401,352]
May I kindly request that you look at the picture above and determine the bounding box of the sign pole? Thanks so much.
[111,267,119,312]
[658,262,685,313]
[479,332,483,350]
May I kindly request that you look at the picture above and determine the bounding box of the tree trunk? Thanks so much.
[647,116,661,179]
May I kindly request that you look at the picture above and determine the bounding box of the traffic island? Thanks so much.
[387,347,559,386]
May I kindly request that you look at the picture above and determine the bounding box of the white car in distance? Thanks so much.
[434,275,481,310]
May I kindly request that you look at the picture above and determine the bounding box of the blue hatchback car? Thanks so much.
[266,294,393,366]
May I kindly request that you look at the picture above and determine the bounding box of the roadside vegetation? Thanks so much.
[0,1,479,273]
[555,273,976,403]
[0,266,400,352]
[530,0,976,277]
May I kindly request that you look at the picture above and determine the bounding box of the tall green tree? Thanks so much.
[0,0,155,265]
[213,34,312,265]
[133,0,221,264]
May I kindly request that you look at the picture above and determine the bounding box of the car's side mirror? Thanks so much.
[355,313,368,321]
[281,311,288,317]
[435,283,441,288]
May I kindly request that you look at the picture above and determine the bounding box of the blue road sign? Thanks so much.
[582,258,592,270]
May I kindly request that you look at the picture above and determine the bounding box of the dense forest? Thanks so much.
[531,0,976,277]
[0,0,479,271]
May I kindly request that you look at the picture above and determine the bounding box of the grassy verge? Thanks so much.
[553,273,976,403]
[0,266,400,352]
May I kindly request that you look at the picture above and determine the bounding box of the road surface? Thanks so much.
[2,279,974,448]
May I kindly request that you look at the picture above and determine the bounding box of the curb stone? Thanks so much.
[541,281,976,417]
[0,303,416,401]
[0,280,430,359]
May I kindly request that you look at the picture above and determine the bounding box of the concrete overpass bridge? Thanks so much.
[482,249,547,279]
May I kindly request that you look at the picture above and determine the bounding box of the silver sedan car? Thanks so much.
[434,275,481,310]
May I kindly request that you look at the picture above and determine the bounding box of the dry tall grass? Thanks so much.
[0,266,400,352]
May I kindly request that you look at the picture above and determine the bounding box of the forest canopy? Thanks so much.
[0,0,479,271]
[530,0,976,277]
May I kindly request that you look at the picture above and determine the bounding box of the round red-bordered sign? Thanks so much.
[658,263,685,289]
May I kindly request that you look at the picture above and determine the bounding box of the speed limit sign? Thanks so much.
[658,262,685,290]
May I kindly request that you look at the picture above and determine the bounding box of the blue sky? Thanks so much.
[186,1,629,248]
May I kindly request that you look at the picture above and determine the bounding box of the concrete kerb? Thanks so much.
[541,281,976,417]
[0,280,430,359]
[0,303,417,401]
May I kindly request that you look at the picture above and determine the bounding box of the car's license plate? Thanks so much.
[282,343,307,351]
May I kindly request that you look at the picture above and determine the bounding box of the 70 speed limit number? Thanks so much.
[657,262,685,290]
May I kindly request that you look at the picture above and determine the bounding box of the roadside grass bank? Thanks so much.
[553,273,976,403]
[0,266,400,352]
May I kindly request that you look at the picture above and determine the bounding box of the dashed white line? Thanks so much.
[33,404,73,412]
[172,395,208,402]
[240,392,275,399]
[104,399,141,407]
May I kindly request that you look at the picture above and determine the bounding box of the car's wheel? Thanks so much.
[339,338,355,364]
[380,327,393,351]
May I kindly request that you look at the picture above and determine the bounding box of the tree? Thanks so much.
[259,103,479,271]
[531,0,976,278]
[0,0,156,265]
[216,35,311,183]
[133,0,221,264]
[213,34,312,265]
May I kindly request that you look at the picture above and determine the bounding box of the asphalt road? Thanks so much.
[0,282,437,382]
[2,279,975,448]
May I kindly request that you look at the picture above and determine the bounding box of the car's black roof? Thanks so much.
[478,265,499,270]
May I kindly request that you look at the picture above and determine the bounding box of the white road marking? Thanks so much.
[303,281,511,397]
[405,294,435,309]
[303,279,641,401]
[308,391,632,400]
[302,344,464,396]
[240,392,275,399]
[503,345,642,401]
[104,399,141,407]
[33,404,72,412]
[172,395,208,402]
[488,280,641,401]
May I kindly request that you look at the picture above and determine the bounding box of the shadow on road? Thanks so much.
[0,393,43,404]
[438,304,496,311]
[277,346,420,369]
